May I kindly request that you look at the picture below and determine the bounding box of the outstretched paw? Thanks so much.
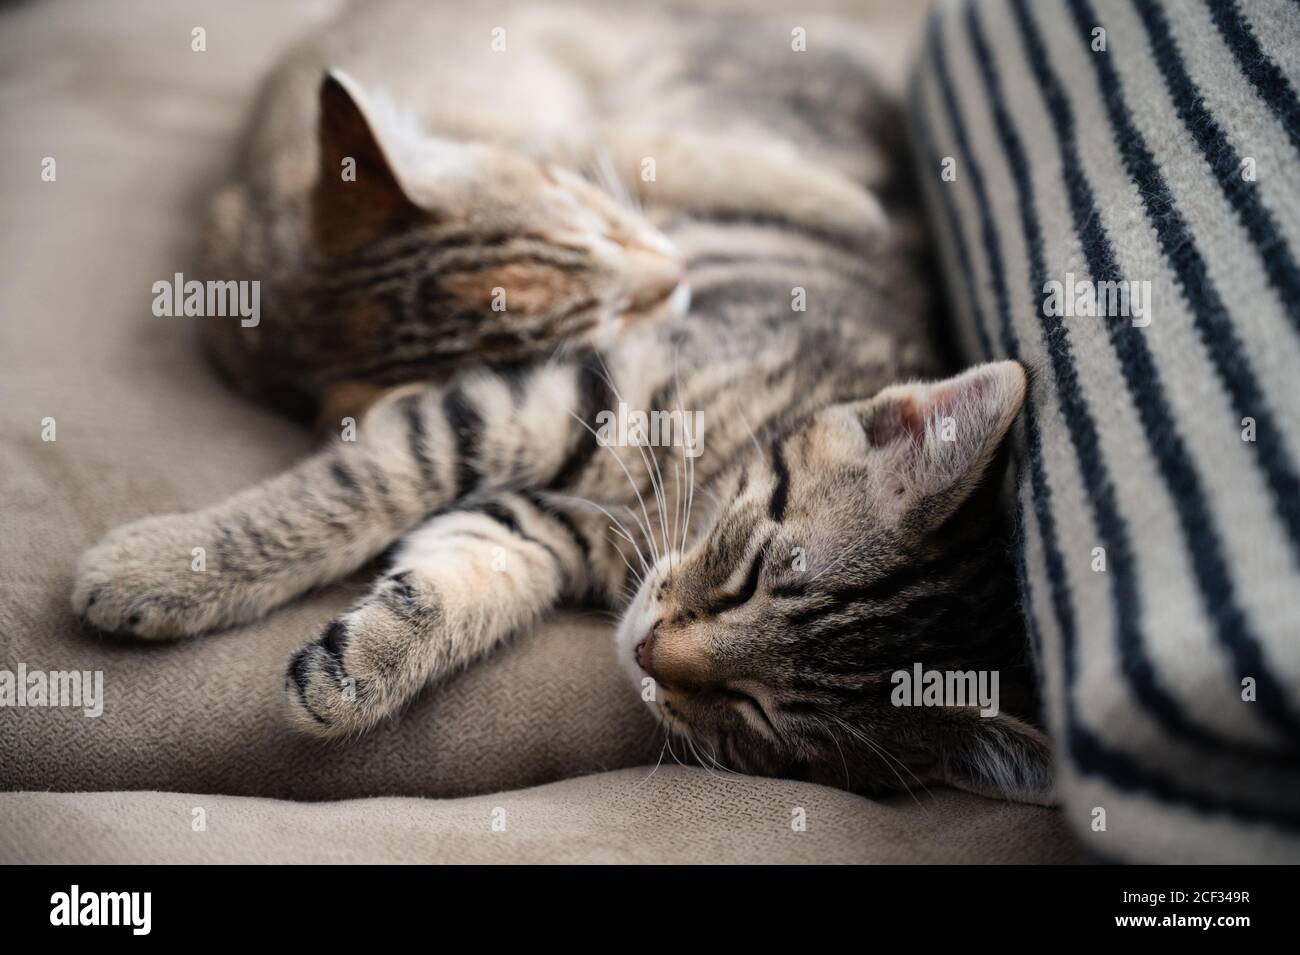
[284,572,441,737]
[72,514,232,639]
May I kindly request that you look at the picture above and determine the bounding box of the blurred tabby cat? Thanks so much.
[75,0,1051,802]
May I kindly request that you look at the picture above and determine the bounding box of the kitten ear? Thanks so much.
[929,710,1056,805]
[860,360,1026,528]
[312,70,420,254]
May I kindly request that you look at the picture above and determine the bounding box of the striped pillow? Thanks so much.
[909,0,1300,863]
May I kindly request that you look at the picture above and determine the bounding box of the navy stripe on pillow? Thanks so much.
[910,0,1300,860]
[1065,0,1300,741]
[1207,0,1300,157]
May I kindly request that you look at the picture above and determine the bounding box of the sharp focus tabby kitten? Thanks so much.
[75,1,1052,802]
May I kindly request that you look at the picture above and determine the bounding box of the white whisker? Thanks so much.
[672,458,683,571]
[828,713,931,806]
[810,716,854,791]
[634,726,672,788]
[565,409,661,574]
[589,354,669,569]
[671,349,698,576]
[545,491,652,581]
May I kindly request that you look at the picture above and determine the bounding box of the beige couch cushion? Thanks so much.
[0,0,663,801]
[0,769,1078,864]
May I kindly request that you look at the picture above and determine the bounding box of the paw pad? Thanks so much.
[286,647,312,693]
[321,620,349,657]
[384,571,415,601]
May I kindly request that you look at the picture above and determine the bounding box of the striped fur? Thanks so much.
[913,0,1300,860]
[72,0,1052,802]
[199,0,887,420]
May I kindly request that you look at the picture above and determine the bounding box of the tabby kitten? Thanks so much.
[203,69,690,423]
[199,0,885,421]
[75,1,1051,802]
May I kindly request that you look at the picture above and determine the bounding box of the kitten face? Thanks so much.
[365,152,688,339]
[309,71,688,368]
[615,363,1054,803]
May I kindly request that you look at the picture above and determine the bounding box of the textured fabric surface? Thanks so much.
[0,768,1078,864]
[910,0,1300,862]
[0,0,1078,862]
[0,0,651,805]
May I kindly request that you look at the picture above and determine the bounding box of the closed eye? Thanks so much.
[702,546,766,615]
[719,685,779,739]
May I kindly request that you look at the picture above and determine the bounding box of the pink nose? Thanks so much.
[635,624,658,675]
[627,252,685,312]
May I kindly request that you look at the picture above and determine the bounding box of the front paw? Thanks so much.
[72,513,232,639]
[285,572,437,737]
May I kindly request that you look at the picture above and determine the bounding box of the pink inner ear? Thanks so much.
[867,371,995,449]
[865,395,925,448]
